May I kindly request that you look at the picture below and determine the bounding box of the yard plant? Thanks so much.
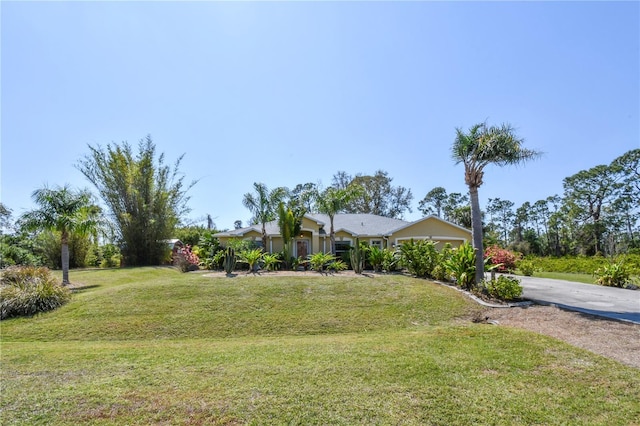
[0,266,71,320]
[1,267,639,425]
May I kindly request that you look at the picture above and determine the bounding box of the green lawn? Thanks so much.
[518,270,596,284]
[2,268,639,425]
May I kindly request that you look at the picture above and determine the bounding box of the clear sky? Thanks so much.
[2,1,639,230]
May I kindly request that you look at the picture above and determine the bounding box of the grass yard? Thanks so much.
[2,268,639,425]
[520,270,596,284]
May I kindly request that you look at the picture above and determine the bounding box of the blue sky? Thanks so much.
[2,1,638,230]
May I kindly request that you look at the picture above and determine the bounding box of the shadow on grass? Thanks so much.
[70,284,101,292]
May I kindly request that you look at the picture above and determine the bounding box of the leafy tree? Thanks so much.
[442,192,471,227]
[174,225,207,247]
[563,164,623,255]
[418,187,447,217]
[451,122,540,285]
[234,220,243,229]
[289,182,318,213]
[545,195,563,256]
[334,170,413,219]
[511,201,530,245]
[20,185,99,284]
[242,183,288,249]
[611,149,640,249]
[315,186,360,254]
[0,202,12,233]
[486,198,514,246]
[77,136,192,266]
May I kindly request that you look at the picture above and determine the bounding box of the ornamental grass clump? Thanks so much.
[0,266,71,320]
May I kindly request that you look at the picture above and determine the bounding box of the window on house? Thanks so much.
[370,240,382,249]
[335,241,351,259]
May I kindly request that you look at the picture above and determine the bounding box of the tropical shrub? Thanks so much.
[202,251,224,270]
[368,246,385,272]
[381,248,399,273]
[0,234,43,268]
[308,252,336,272]
[594,261,630,287]
[239,249,264,273]
[262,253,281,271]
[399,239,439,278]
[431,264,449,281]
[226,238,257,253]
[516,259,536,276]
[87,243,122,268]
[326,259,349,272]
[433,243,454,281]
[483,275,523,301]
[173,245,200,272]
[484,245,520,273]
[0,266,71,320]
[444,242,476,290]
[195,231,223,269]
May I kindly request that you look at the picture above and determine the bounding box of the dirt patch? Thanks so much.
[481,305,640,369]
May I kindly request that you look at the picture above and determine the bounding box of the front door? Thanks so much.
[296,239,309,260]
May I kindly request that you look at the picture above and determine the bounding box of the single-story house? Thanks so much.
[213,213,471,258]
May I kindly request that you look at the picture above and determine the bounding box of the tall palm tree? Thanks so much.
[315,187,359,254]
[452,122,541,285]
[242,183,288,249]
[21,185,100,285]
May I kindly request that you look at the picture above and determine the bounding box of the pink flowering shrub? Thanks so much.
[484,245,520,273]
[173,245,200,272]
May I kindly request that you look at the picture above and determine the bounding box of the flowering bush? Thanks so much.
[173,245,200,272]
[484,245,520,273]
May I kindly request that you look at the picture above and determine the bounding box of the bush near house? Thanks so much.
[444,242,476,290]
[399,239,439,278]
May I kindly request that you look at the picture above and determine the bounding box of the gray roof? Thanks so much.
[213,213,412,238]
[306,213,409,236]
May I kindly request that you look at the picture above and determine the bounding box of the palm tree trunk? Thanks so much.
[468,186,484,286]
[329,215,336,254]
[61,230,70,285]
[261,222,268,250]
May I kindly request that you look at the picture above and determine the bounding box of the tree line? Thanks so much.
[419,149,639,258]
[1,127,637,288]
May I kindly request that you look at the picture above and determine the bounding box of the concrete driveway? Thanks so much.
[512,275,640,324]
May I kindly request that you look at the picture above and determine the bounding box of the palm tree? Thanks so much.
[242,183,287,249]
[277,202,302,269]
[21,185,100,285]
[452,122,541,285]
[315,187,359,254]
